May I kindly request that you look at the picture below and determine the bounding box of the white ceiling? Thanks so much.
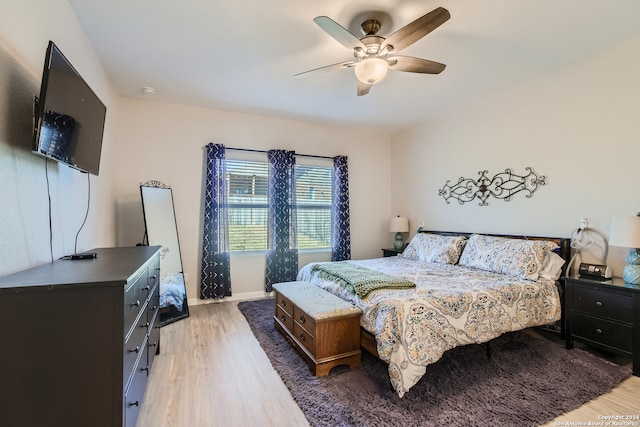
[67,0,640,133]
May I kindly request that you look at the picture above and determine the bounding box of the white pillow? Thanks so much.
[539,251,565,281]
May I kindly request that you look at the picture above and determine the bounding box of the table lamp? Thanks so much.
[390,216,409,251]
[609,214,640,284]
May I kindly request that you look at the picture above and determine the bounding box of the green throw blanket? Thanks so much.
[311,262,415,298]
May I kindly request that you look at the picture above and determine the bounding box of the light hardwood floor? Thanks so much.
[137,300,640,427]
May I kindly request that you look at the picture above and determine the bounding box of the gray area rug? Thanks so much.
[238,298,631,427]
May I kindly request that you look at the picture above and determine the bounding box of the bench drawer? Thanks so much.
[275,304,293,332]
[293,320,317,357]
[275,292,293,316]
[293,305,316,337]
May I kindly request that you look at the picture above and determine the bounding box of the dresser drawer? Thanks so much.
[148,281,160,323]
[147,309,161,369]
[573,286,633,322]
[293,305,316,337]
[572,312,632,353]
[124,268,148,339]
[148,259,160,290]
[124,341,149,427]
[293,320,317,356]
[124,307,149,385]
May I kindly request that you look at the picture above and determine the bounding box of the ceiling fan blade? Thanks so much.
[388,56,446,74]
[294,60,354,78]
[357,80,372,96]
[314,16,367,51]
[380,7,450,53]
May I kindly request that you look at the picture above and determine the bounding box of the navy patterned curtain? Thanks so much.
[200,143,232,299]
[265,149,298,291]
[332,155,351,261]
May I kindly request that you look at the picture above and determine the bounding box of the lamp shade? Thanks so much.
[354,58,389,84]
[609,216,640,248]
[390,216,409,233]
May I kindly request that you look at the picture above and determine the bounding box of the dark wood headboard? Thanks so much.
[418,229,572,275]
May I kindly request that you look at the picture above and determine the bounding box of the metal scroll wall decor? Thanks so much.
[438,167,546,206]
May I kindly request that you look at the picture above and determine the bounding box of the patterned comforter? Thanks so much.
[297,256,561,397]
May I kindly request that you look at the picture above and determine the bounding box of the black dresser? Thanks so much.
[0,246,161,427]
[564,274,640,376]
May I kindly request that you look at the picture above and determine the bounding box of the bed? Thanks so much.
[297,231,570,397]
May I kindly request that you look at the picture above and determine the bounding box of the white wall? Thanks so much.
[114,98,392,303]
[391,35,640,277]
[0,0,119,276]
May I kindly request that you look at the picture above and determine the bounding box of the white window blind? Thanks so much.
[226,159,333,252]
[227,160,269,251]
[295,165,332,249]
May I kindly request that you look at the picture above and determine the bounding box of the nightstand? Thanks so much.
[564,275,640,375]
[382,248,403,257]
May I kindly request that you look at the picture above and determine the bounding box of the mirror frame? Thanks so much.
[140,180,189,326]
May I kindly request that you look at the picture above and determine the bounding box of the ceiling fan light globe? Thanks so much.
[354,57,388,84]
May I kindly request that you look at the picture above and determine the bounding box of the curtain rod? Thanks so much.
[224,147,337,160]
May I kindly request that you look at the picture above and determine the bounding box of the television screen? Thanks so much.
[33,41,106,175]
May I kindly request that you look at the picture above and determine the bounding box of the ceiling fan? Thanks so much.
[295,7,450,96]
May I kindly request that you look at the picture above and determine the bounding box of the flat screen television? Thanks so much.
[33,41,106,175]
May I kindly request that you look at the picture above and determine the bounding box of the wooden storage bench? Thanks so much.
[273,281,362,376]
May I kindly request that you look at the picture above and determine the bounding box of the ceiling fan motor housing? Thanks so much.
[353,36,388,59]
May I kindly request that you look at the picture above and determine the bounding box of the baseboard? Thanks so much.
[188,290,273,306]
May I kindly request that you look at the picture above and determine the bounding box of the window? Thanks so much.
[226,160,269,251]
[295,166,332,249]
[226,159,333,252]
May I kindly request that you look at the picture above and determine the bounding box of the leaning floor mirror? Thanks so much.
[140,181,189,326]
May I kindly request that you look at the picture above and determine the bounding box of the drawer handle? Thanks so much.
[281,300,286,307]
[131,300,140,307]
[141,322,150,328]
[128,400,140,407]
[130,346,140,353]
[149,341,158,348]
[299,332,306,341]
[299,315,306,324]
[595,301,603,307]
[595,328,603,334]
[281,315,286,322]
[141,366,149,373]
